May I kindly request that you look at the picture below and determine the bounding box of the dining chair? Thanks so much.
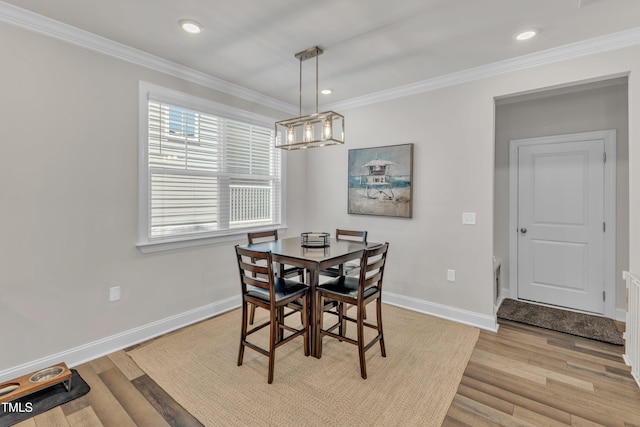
[319,229,368,278]
[235,246,310,384]
[315,243,389,379]
[319,229,369,321]
[247,230,305,325]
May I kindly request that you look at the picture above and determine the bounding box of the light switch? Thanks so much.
[109,286,121,302]
[462,212,476,225]
[447,269,456,282]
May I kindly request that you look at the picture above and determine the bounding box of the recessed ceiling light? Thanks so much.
[515,29,538,41]
[179,19,202,34]
[320,89,332,95]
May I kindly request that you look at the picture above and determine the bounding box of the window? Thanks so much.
[138,82,282,251]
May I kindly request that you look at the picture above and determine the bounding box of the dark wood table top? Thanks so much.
[241,237,379,270]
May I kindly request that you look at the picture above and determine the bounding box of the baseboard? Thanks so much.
[383,291,498,332]
[0,295,238,383]
[1,292,497,383]
[623,355,640,389]
[616,308,627,323]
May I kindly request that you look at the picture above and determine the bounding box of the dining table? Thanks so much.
[239,235,380,357]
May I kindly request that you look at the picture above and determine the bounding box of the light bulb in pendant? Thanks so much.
[304,122,313,142]
[323,119,332,140]
[287,125,295,144]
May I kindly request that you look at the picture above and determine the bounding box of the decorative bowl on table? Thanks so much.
[300,232,330,248]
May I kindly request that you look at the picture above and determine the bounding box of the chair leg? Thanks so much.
[238,301,248,366]
[277,307,285,342]
[302,294,310,357]
[268,308,277,384]
[377,297,386,357]
[316,294,324,359]
[249,303,256,325]
[339,303,346,338]
[357,303,367,379]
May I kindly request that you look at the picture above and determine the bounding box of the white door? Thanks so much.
[517,138,605,314]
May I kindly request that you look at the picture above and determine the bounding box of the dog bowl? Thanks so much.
[29,366,65,383]
[0,383,20,397]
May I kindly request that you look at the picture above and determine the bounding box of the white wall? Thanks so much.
[0,22,308,376]
[305,46,640,325]
[2,19,640,380]
[306,85,497,319]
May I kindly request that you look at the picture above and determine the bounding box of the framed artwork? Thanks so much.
[348,143,413,218]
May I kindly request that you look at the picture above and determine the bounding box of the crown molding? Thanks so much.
[323,26,640,111]
[2,1,640,114]
[0,1,298,115]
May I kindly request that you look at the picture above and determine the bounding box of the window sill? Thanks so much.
[137,226,288,253]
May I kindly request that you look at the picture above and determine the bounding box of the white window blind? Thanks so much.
[140,86,282,247]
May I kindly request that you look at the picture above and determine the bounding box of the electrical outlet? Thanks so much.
[462,212,476,225]
[109,286,121,302]
[447,269,456,282]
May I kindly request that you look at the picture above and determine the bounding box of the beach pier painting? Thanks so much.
[348,143,413,218]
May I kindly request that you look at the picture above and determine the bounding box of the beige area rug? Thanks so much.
[128,304,479,427]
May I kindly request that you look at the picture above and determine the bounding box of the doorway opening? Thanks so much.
[493,76,629,320]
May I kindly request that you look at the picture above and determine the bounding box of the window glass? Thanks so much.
[139,84,282,247]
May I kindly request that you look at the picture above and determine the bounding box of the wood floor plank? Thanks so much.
[465,360,629,426]
[546,378,640,425]
[131,375,203,427]
[511,406,568,427]
[89,356,115,375]
[488,325,627,369]
[59,393,90,418]
[107,351,145,381]
[547,337,624,362]
[450,394,537,427]
[441,415,473,427]
[73,364,137,427]
[98,367,170,427]
[445,397,502,427]
[470,349,547,385]
[455,383,514,415]
[66,406,103,427]
[570,414,610,427]
[33,406,69,427]
[13,417,37,427]
[459,375,572,424]
[472,348,595,391]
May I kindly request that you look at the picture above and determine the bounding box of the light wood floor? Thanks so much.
[443,320,640,427]
[13,319,640,427]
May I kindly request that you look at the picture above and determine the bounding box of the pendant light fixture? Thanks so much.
[275,46,345,150]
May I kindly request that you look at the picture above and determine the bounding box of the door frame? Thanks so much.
[508,130,617,318]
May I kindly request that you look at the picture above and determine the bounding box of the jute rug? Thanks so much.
[128,304,478,426]
[497,298,624,345]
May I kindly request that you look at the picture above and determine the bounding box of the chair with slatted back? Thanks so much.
[236,246,309,383]
[319,229,368,278]
[319,229,369,322]
[315,243,389,379]
[247,230,305,325]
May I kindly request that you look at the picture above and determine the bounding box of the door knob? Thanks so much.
[520,228,527,234]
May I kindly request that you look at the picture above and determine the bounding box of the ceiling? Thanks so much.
[4,0,640,109]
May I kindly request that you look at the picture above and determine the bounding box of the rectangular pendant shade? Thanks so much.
[275,111,344,150]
